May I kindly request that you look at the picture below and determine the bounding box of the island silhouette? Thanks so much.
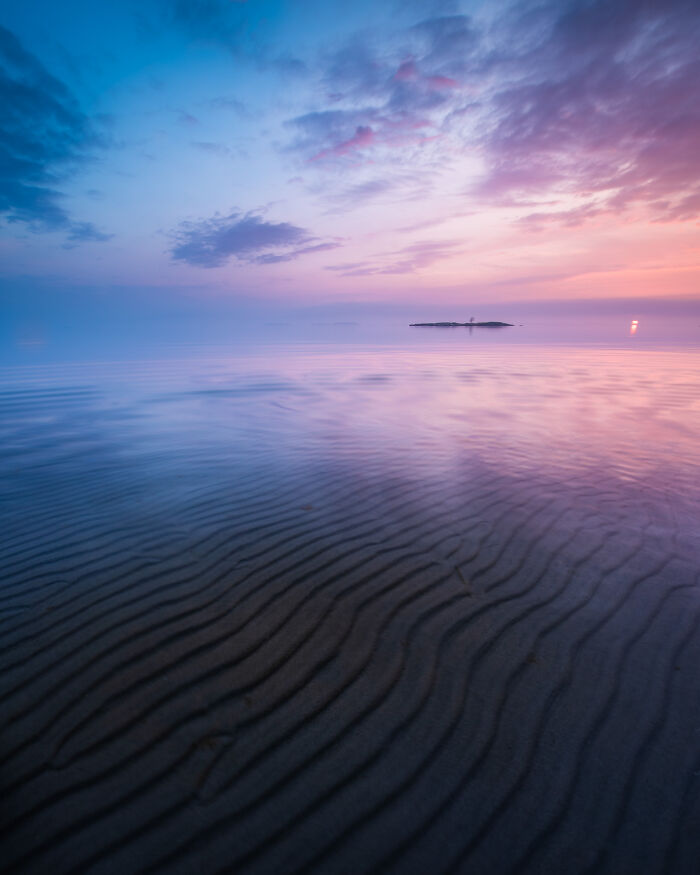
[410,320,513,327]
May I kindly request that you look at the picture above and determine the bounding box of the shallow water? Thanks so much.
[1,333,700,874]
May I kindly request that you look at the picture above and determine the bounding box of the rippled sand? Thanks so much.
[1,344,699,874]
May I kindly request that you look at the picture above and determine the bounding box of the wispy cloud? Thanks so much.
[284,16,477,167]
[321,175,432,212]
[473,0,700,223]
[311,125,375,161]
[326,238,462,276]
[284,0,700,225]
[175,109,198,126]
[191,140,231,156]
[63,222,114,248]
[169,210,341,268]
[516,203,604,230]
[0,25,111,241]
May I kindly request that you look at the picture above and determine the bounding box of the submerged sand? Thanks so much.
[1,347,699,874]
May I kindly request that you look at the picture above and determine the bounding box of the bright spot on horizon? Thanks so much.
[630,320,639,335]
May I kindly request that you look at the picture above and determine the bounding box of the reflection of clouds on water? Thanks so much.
[3,345,699,492]
[1,343,699,873]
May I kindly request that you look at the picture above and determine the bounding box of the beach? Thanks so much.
[2,340,699,874]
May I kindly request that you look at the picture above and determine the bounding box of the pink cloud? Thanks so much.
[394,61,458,91]
[426,75,458,90]
[308,118,435,163]
[311,125,375,161]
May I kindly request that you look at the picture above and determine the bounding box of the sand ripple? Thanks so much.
[1,347,699,874]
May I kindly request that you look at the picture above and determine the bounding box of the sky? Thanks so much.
[1,0,699,330]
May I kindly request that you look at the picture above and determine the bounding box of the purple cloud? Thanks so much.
[311,125,375,161]
[408,14,479,78]
[63,222,115,248]
[289,108,436,165]
[286,1,700,225]
[284,18,477,166]
[169,210,340,268]
[516,202,603,230]
[474,0,700,222]
[326,238,462,276]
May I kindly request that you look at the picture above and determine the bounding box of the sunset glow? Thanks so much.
[1,0,699,326]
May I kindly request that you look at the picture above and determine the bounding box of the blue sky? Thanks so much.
[2,0,699,329]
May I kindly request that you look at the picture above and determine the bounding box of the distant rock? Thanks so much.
[409,321,514,327]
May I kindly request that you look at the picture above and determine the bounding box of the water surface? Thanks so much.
[2,331,699,874]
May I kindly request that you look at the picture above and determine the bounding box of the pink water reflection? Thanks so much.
[63,342,689,563]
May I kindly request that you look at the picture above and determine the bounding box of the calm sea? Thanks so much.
[2,319,699,873]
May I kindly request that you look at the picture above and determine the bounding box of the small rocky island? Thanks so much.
[410,320,514,327]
